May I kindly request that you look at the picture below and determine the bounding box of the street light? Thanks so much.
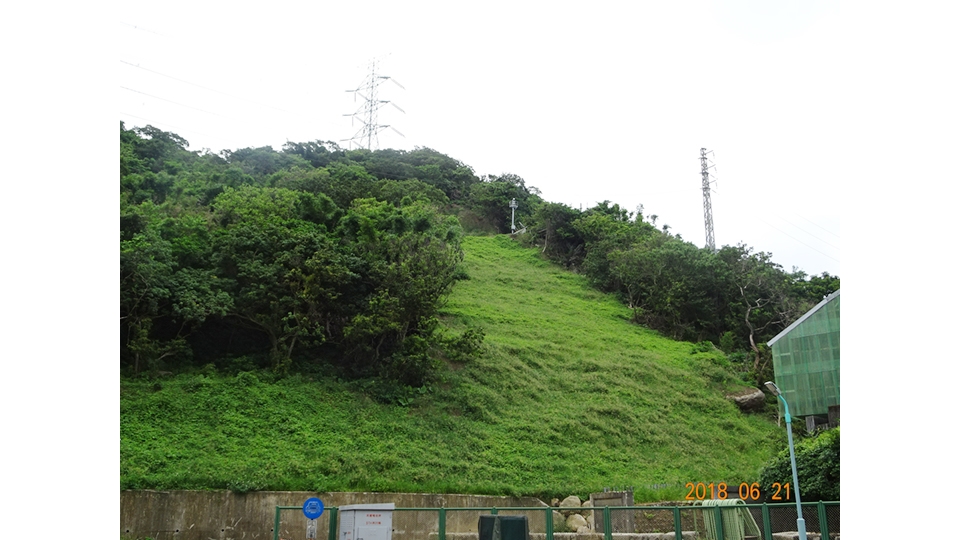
[764,381,807,540]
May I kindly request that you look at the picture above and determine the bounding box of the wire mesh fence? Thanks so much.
[273,502,839,540]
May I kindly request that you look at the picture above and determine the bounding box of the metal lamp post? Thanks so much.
[509,198,518,233]
[764,381,807,540]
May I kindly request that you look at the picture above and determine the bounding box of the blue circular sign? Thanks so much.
[303,497,325,520]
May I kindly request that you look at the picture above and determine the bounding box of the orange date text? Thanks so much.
[684,482,792,501]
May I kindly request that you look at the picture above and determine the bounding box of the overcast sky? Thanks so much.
[118,1,875,277]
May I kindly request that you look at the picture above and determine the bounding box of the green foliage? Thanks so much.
[759,427,840,502]
[719,331,737,353]
[792,271,841,303]
[120,199,231,374]
[281,140,345,168]
[121,236,782,496]
[523,201,584,266]
[466,173,542,233]
[444,326,485,363]
[518,197,837,354]
[120,124,827,498]
[120,125,471,384]
[373,179,449,208]
[223,146,310,178]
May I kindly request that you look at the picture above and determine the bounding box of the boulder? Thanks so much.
[553,511,565,527]
[566,513,588,531]
[580,500,593,519]
[728,387,766,412]
[559,495,582,516]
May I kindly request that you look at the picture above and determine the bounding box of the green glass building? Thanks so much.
[767,289,840,430]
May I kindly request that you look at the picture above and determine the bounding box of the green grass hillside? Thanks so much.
[120,235,781,500]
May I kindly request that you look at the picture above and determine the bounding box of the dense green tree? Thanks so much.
[403,147,479,200]
[716,244,807,379]
[210,186,340,371]
[467,174,541,233]
[121,123,206,205]
[281,140,345,168]
[607,236,719,341]
[122,124,196,175]
[527,202,584,266]
[573,207,640,291]
[222,146,311,178]
[120,125,479,384]
[335,199,464,383]
[271,167,333,196]
[793,271,841,303]
[759,427,839,502]
[313,162,377,208]
[373,179,449,208]
[120,201,231,374]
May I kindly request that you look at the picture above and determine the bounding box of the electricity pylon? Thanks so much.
[701,148,717,251]
[342,58,405,150]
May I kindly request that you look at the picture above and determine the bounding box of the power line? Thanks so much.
[756,217,840,263]
[775,215,840,251]
[119,57,337,152]
[120,86,222,116]
[119,60,303,117]
[794,212,841,240]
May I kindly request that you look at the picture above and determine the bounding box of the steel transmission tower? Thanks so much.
[342,58,405,150]
[700,148,717,251]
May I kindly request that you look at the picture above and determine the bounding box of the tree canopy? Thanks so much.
[121,122,837,390]
[120,124,479,393]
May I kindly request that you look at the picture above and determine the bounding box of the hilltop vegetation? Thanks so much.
[120,123,837,390]
[120,124,839,498]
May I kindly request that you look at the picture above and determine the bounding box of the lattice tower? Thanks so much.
[701,147,717,251]
[342,58,404,150]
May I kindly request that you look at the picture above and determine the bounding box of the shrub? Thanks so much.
[758,427,839,501]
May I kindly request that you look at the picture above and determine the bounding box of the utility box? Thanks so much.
[339,503,395,540]
[478,515,529,540]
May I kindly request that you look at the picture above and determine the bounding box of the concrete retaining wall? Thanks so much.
[120,491,547,540]
[431,534,697,540]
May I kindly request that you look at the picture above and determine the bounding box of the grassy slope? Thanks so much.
[120,235,780,500]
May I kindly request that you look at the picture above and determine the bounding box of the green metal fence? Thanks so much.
[273,501,839,540]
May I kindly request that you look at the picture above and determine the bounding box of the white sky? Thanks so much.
[118,0,848,277]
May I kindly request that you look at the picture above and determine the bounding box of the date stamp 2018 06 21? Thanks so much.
[684,482,792,502]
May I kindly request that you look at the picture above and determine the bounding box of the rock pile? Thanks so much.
[551,495,593,533]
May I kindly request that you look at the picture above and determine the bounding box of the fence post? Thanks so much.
[673,507,681,540]
[328,507,338,540]
[274,506,281,540]
[438,507,446,540]
[491,507,498,515]
[817,502,828,538]
[545,507,554,540]
[713,506,725,540]
[761,504,772,540]
[603,506,612,540]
